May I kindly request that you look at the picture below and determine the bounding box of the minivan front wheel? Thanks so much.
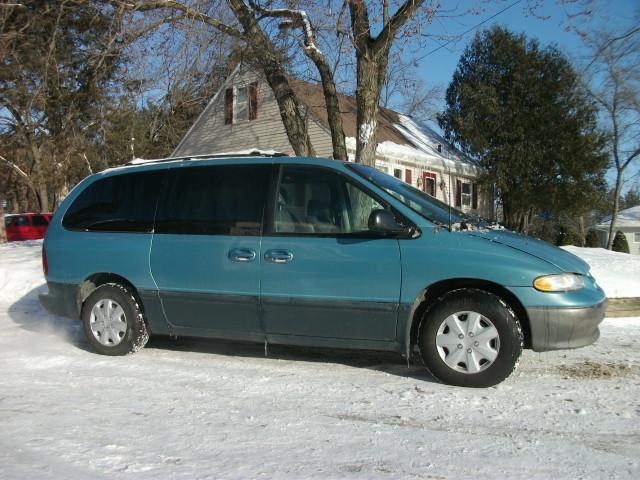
[82,283,149,356]
[419,289,523,387]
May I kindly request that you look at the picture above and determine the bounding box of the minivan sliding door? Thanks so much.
[150,163,270,340]
[260,165,402,342]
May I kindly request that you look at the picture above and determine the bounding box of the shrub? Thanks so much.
[584,229,600,248]
[612,231,630,253]
[555,225,582,246]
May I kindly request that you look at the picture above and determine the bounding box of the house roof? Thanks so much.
[598,205,640,228]
[289,79,477,173]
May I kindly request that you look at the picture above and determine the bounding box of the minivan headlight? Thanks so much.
[533,273,585,292]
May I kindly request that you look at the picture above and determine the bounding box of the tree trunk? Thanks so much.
[606,168,623,250]
[578,215,585,247]
[0,205,6,244]
[228,0,315,157]
[309,52,347,160]
[37,182,50,213]
[260,61,316,157]
[354,53,387,166]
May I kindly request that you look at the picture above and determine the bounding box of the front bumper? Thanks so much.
[527,299,607,352]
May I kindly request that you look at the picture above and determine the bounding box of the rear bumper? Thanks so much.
[39,282,78,319]
[527,299,607,352]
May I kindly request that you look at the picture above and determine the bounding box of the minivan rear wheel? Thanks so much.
[81,283,149,356]
[418,289,523,387]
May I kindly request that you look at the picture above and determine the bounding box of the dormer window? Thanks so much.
[235,86,248,122]
[224,82,258,125]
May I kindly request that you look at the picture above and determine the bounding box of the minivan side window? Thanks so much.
[273,165,384,235]
[155,164,270,236]
[63,170,165,233]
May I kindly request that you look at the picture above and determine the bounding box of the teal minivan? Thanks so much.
[40,154,607,387]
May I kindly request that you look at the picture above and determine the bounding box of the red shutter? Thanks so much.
[249,82,258,120]
[455,179,462,207]
[224,88,233,125]
[405,169,412,185]
[472,183,478,209]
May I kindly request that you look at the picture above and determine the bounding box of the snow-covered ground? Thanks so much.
[563,246,640,298]
[1,241,639,479]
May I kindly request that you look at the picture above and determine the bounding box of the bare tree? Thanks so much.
[249,2,348,160]
[400,79,443,124]
[584,25,640,249]
[347,0,433,165]
[117,0,317,156]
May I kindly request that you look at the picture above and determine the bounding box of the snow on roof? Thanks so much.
[358,114,476,175]
[344,115,478,176]
[287,78,478,175]
[597,205,640,228]
[394,115,472,166]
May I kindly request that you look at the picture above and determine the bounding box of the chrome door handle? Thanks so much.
[228,248,256,262]
[265,249,293,264]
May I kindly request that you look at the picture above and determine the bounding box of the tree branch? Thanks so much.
[374,0,427,53]
[111,0,243,38]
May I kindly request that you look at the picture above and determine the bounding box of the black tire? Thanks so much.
[418,289,523,388]
[81,283,149,356]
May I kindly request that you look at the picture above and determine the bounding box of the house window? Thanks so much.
[455,179,478,209]
[224,82,258,125]
[461,181,472,207]
[634,232,640,243]
[422,172,437,197]
[393,168,402,179]
[405,169,412,185]
[234,86,249,122]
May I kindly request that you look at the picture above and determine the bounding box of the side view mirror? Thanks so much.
[368,209,408,235]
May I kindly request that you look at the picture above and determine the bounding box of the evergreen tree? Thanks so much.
[0,1,125,210]
[555,225,582,247]
[612,231,630,253]
[438,27,608,232]
[584,229,600,248]
[621,189,640,210]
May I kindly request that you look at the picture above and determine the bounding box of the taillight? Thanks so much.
[42,244,48,276]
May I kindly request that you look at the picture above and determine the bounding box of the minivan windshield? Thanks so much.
[348,163,467,226]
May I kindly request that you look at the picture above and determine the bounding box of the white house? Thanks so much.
[596,205,640,255]
[173,65,492,218]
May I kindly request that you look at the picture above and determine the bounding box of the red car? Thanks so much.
[4,213,53,242]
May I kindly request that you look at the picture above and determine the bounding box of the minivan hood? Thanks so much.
[465,229,590,274]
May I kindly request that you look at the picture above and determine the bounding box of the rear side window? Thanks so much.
[155,164,270,236]
[32,215,49,226]
[16,216,30,226]
[63,170,164,232]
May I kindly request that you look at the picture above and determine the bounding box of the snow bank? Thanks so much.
[562,246,640,298]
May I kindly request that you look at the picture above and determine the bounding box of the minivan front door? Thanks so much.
[150,163,270,339]
[260,165,402,342]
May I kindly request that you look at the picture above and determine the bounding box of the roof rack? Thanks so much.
[126,149,289,166]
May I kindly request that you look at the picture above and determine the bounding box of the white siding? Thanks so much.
[174,69,334,158]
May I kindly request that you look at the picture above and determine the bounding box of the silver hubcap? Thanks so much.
[89,299,127,346]
[435,311,500,374]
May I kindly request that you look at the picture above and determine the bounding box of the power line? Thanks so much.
[416,0,525,62]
